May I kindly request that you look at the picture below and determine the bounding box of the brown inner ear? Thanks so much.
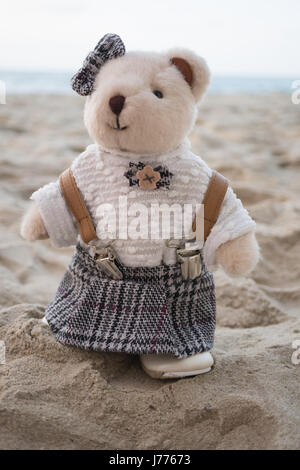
[171,57,193,87]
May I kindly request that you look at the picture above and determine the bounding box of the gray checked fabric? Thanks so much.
[45,244,216,358]
[71,33,126,96]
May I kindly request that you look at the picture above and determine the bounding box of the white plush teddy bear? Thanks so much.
[21,34,259,379]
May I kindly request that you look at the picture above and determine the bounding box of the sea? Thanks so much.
[0,70,295,94]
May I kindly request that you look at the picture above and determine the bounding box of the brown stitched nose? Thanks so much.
[109,95,125,115]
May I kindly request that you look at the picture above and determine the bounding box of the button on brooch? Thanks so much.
[124,162,173,190]
[136,165,161,190]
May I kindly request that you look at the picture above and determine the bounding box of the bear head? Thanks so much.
[72,34,210,155]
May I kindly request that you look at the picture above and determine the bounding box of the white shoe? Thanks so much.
[40,316,49,326]
[140,351,214,379]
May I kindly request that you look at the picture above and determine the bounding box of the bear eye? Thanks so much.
[153,90,163,99]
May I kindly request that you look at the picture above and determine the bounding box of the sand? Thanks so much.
[0,93,299,450]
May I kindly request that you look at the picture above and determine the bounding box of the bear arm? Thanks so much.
[28,181,78,247]
[21,203,49,241]
[216,231,259,277]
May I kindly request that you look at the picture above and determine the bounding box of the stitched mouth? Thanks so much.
[112,126,128,131]
[110,116,128,131]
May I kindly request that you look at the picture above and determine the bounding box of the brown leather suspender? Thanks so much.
[192,171,229,241]
[59,168,228,245]
[59,168,98,244]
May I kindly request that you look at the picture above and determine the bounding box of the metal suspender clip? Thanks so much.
[89,245,123,280]
[167,238,203,281]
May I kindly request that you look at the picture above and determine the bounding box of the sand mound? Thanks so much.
[216,274,287,328]
[0,94,299,449]
[0,305,293,450]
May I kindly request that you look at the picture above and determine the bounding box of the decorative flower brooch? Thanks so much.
[124,162,173,190]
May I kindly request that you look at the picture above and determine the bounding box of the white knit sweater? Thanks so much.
[31,140,255,271]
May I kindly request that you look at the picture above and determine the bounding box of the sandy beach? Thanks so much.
[0,93,299,449]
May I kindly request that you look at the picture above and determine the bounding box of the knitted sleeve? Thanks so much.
[31,181,78,248]
[203,186,256,271]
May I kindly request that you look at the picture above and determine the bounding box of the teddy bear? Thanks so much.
[21,33,259,379]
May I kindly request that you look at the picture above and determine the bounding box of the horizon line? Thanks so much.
[0,69,298,81]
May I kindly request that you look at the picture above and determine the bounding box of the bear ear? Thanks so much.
[167,48,210,102]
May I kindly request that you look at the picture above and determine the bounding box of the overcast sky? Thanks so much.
[1,0,300,77]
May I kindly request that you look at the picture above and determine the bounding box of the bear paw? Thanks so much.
[216,231,259,277]
[20,204,49,241]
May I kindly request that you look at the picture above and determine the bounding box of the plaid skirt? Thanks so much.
[45,244,216,358]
